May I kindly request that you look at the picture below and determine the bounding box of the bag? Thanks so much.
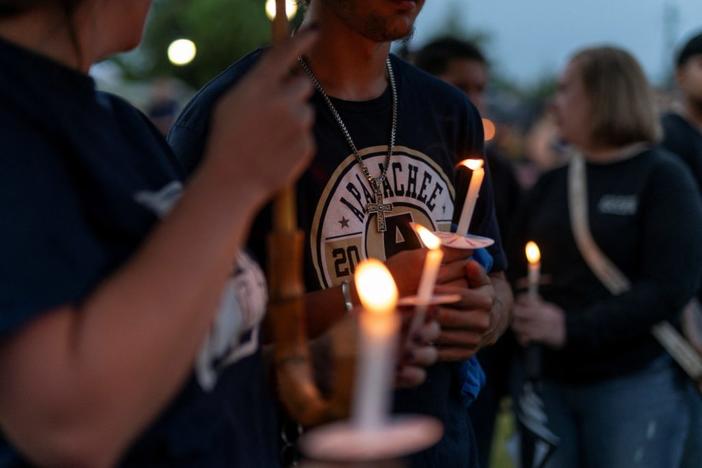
[567,152,702,387]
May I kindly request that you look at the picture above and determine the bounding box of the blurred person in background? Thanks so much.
[662,31,702,190]
[415,37,521,239]
[146,77,183,136]
[660,30,702,468]
[510,46,702,468]
[415,37,521,468]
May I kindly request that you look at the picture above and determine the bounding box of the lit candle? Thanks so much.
[456,159,486,235]
[525,241,541,300]
[270,0,297,233]
[353,259,400,431]
[407,224,444,337]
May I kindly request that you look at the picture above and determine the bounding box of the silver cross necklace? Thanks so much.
[298,56,398,233]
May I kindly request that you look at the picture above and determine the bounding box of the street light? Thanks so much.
[167,39,197,66]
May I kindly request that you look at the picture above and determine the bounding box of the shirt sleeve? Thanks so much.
[168,50,264,177]
[565,157,702,352]
[0,124,107,336]
[452,101,507,272]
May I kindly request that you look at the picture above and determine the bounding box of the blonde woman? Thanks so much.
[510,47,702,468]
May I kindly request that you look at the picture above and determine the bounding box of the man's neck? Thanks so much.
[0,9,90,71]
[301,7,391,101]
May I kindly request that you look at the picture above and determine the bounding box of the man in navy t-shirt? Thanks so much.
[169,1,513,466]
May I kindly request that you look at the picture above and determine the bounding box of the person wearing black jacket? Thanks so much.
[660,30,702,468]
[510,46,702,468]
[414,37,522,468]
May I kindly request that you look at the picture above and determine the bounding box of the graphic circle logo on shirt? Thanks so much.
[311,145,456,289]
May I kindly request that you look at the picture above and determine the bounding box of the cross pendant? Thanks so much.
[366,178,393,233]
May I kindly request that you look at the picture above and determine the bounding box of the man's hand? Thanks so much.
[433,260,496,361]
[512,293,566,349]
[395,319,440,388]
[385,249,513,363]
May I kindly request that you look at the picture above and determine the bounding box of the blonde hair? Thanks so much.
[571,46,661,147]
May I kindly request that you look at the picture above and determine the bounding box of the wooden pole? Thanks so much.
[266,0,353,427]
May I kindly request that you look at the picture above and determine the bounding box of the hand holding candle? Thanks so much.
[301,261,443,462]
[353,259,400,431]
[456,159,486,235]
[407,224,444,338]
[525,241,541,301]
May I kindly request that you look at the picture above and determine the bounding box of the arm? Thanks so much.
[484,271,513,346]
[302,250,439,387]
[0,32,317,468]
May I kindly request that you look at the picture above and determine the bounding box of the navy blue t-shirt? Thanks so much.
[169,49,505,468]
[0,38,277,467]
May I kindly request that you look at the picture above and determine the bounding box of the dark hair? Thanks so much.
[677,31,702,68]
[414,37,487,76]
[0,0,81,17]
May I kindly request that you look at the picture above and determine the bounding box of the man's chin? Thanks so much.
[365,19,416,42]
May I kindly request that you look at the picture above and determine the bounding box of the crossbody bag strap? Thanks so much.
[567,153,702,381]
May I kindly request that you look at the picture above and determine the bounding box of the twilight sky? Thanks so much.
[410,0,702,85]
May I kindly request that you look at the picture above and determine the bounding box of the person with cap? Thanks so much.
[660,30,702,468]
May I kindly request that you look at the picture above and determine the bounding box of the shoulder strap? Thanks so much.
[567,153,702,381]
[568,154,630,294]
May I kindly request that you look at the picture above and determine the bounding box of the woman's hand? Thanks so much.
[512,293,566,349]
[205,29,318,203]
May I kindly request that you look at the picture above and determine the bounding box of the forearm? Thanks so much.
[303,284,356,338]
[0,161,266,467]
[483,272,513,347]
[565,279,695,352]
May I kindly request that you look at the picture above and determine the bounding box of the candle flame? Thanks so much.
[265,0,298,20]
[354,259,398,316]
[411,223,441,250]
[525,241,541,265]
[460,159,484,171]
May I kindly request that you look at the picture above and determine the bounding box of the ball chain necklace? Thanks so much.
[298,56,398,233]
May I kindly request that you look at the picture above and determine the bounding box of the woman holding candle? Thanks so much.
[0,1,323,466]
[510,46,702,468]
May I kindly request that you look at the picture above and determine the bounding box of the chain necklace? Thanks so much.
[298,56,398,233]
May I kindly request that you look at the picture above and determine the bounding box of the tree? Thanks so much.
[117,0,302,88]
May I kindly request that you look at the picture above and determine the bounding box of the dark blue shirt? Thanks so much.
[0,38,278,467]
[169,49,505,468]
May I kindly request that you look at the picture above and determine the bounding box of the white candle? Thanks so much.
[525,241,541,300]
[456,159,486,235]
[353,259,400,431]
[407,224,444,338]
